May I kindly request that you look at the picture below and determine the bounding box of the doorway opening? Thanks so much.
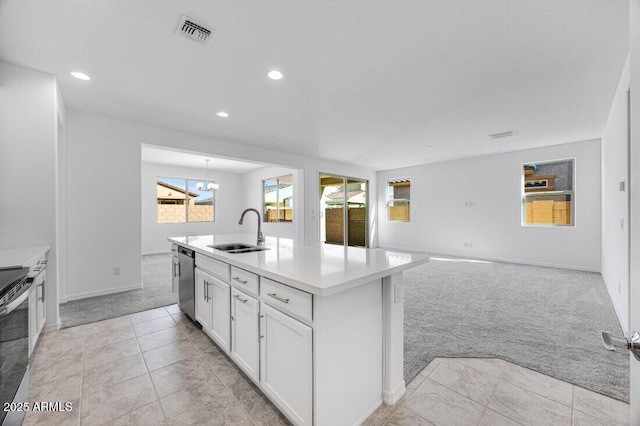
[319,173,369,247]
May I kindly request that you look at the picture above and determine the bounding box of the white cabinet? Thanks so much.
[195,268,211,331]
[28,287,37,356]
[209,276,231,352]
[27,252,48,358]
[171,254,180,301]
[35,272,46,332]
[231,287,260,382]
[260,303,313,426]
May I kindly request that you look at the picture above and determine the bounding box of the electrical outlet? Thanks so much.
[113,266,121,275]
[394,283,401,303]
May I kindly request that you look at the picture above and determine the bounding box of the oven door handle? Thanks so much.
[0,281,32,316]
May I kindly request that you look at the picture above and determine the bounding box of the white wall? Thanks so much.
[65,112,143,301]
[629,0,640,423]
[241,166,303,240]
[0,61,61,325]
[64,110,375,299]
[377,139,602,271]
[601,56,630,332]
[141,162,244,254]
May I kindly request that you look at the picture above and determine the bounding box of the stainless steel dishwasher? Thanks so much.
[177,246,196,321]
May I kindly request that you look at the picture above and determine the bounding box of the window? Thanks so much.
[263,174,293,223]
[522,159,574,226]
[386,178,410,222]
[157,177,214,223]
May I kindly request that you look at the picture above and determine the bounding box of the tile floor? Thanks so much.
[25,305,630,426]
[24,305,289,426]
[364,357,630,426]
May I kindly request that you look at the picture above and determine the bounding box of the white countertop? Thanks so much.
[0,245,50,269]
[168,234,429,296]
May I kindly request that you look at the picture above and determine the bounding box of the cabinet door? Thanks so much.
[28,288,37,357]
[231,288,260,382]
[195,268,211,331]
[209,276,230,352]
[260,303,312,426]
[171,255,180,301]
[36,273,46,332]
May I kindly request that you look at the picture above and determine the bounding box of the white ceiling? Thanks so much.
[141,145,265,173]
[0,1,628,170]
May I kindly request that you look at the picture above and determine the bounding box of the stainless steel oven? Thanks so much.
[0,267,31,426]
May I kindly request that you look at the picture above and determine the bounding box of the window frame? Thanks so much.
[521,158,575,227]
[156,176,216,224]
[262,174,294,223]
[386,177,411,223]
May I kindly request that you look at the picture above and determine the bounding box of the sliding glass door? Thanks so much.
[319,174,368,247]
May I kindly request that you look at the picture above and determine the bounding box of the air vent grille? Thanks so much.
[489,131,515,139]
[176,16,214,44]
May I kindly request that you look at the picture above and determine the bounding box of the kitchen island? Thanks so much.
[168,234,429,426]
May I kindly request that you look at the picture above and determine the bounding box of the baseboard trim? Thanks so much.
[383,380,406,405]
[602,276,629,333]
[356,400,383,425]
[63,283,143,302]
[378,246,601,273]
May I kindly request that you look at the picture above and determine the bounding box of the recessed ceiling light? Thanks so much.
[267,70,283,80]
[216,111,229,118]
[70,71,91,81]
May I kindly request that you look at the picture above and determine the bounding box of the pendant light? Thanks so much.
[196,159,219,191]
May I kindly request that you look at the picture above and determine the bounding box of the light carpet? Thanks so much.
[60,253,175,328]
[403,256,629,402]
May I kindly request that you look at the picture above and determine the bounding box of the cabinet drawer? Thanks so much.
[261,278,312,323]
[196,254,230,282]
[230,266,259,297]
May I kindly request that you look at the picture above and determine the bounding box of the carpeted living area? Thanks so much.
[60,253,175,328]
[403,256,629,402]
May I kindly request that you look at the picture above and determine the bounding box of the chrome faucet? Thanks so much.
[239,208,265,246]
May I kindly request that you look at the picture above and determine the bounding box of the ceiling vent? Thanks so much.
[176,16,214,44]
[489,130,515,139]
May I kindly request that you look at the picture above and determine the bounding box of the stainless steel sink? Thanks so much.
[208,243,269,254]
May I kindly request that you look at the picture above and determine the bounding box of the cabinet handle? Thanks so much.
[267,293,289,304]
[232,277,248,285]
[207,282,212,301]
[204,280,208,301]
[234,294,248,304]
[38,281,45,302]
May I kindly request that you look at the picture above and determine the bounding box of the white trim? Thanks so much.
[61,283,143,302]
[356,400,383,425]
[142,250,172,256]
[382,380,406,405]
[378,246,601,273]
[602,276,629,334]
